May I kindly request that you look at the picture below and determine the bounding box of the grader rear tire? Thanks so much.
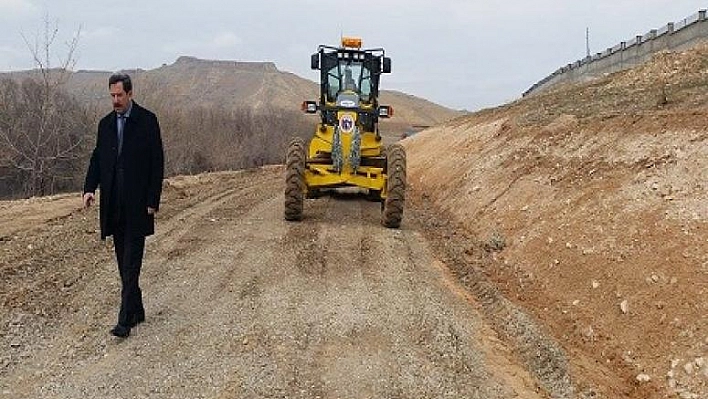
[284,137,306,221]
[381,143,406,228]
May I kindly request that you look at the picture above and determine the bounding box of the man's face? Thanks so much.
[109,82,132,113]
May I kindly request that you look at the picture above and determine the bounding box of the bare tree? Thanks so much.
[0,17,90,198]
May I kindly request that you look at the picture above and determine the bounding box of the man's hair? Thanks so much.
[108,73,132,93]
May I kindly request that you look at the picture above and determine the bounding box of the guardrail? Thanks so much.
[523,9,708,97]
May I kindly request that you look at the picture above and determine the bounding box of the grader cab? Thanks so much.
[284,37,406,228]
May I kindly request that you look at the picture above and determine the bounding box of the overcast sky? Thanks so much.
[1,0,706,110]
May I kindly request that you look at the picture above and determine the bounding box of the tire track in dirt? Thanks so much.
[408,195,574,399]
[274,192,546,399]
[360,203,547,399]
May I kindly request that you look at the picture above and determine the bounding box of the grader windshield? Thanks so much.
[325,62,373,102]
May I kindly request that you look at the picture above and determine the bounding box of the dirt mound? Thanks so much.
[405,44,708,398]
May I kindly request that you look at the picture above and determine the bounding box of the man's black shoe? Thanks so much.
[129,313,145,328]
[110,324,130,338]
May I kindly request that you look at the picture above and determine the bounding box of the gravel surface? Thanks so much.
[1,167,560,399]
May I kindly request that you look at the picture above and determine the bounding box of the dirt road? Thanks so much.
[0,167,575,399]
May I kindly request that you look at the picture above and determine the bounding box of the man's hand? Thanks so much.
[83,192,95,209]
[147,207,156,215]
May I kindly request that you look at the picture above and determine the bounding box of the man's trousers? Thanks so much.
[113,223,146,327]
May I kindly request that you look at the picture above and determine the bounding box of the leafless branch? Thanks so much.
[1,17,89,198]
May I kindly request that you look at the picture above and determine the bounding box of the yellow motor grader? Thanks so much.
[284,37,405,228]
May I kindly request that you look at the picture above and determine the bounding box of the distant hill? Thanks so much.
[1,56,459,136]
[0,56,460,189]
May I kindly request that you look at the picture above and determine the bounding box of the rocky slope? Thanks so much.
[405,43,708,399]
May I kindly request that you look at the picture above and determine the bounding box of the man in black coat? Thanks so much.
[83,73,164,338]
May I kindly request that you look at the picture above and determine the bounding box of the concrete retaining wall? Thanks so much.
[524,10,708,97]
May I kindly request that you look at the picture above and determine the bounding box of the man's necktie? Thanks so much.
[117,114,126,155]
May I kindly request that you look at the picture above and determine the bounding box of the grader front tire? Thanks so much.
[381,143,406,228]
[284,137,306,221]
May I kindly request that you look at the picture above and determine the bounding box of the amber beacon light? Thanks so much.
[341,36,362,49]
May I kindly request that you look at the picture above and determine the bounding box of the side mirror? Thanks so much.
[311,53,320,70]
[382,57,392,73]
[378,105,393,118]
[301,100,318,114]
